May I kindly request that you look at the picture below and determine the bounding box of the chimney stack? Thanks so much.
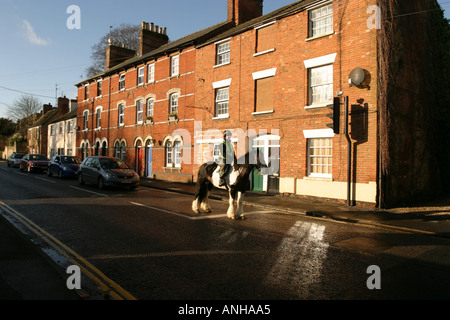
[139,21,169,56]
[106,42,136,69]
[228,0,263,25]
[42,104,53,115]
[57,96,70,115]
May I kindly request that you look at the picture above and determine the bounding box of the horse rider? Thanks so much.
[219,130,236,187]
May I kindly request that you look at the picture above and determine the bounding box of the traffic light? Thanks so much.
[326,97,341,134]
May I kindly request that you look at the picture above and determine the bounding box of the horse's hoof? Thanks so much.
[194,210,200,215]
[205,209,212,213]
[239,215,246,220]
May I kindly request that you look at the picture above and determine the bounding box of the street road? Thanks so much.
[1,161,450,300]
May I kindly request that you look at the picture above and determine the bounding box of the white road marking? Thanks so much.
[34,176,56,184]
[130,201,268,220]
[70,186,108,197]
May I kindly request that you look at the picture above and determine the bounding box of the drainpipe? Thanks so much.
[107,75,111,157]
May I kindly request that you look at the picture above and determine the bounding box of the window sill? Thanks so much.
[306,31,335,42]
[212,115,229,120]
[163,166,182,172]
[304,102,333,110]
[252,110,274,116]
[213,62,230,69]
[303,176,332,181]
[253,48,275,57]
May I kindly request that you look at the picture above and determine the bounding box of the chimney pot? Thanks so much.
[138,22,169,56]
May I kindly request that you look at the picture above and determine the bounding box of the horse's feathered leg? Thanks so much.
[236,191,245,220]
[227,188,237,219]
[200,182,213,213]
[192,178,205,214]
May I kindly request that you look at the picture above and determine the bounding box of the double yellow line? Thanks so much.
[0,201,136,300]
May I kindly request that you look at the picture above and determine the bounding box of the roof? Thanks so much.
[197,0,316,48]
[32,109,58,127]
[76,20,234,86]
[75,0,318,87]
[49,109,77,124]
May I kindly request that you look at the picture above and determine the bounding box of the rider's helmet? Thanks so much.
[223,130,232,138]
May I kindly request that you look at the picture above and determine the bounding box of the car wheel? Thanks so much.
[78,173,85,185]
[97,177,104,190]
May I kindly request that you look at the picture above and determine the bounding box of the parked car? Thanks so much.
[6,152,26,167]
[19,154,50,173]
[47,155,81,178]
[77,156,140,190]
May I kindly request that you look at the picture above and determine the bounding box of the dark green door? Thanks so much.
[252,168,263,192]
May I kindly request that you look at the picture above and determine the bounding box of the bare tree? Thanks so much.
[86,24,140,77]
[7,94,42,123]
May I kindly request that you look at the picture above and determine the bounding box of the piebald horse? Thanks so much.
[192,152,263,220]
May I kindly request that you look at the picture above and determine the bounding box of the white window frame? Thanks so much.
[308,3,333,38]
[95,107,102,129]
[169,93,179,115]
[137,67,145,86]
[173,140,182,168]
[170,55,179,77]
[304,53,336,108]
[147,98,154,118]
[136,100,144,124]
[215,87,229,118]
[166,141,173,167]
[118,103,125,126]
[119,74,125,91]
[84,84,89,100]
[303,129,334,179]
[83,110,89,130]
[147,63,155,83]
[97,80,102,97]
[308,64,333,105]
[67,120,73,133]
[216,40,230,66]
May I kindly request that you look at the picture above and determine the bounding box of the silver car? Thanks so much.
[7,152,26,167]
[77,156,140,190]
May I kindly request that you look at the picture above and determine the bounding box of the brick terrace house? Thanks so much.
[75,0,449,207]
[194,0,378,203]
[47,99,78,158]
[75,18,234,182]
[28,97,72,157]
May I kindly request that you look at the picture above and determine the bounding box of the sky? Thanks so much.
[0,0,449,120]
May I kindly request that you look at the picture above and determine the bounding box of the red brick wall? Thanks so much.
[194,0,378,186]
[76,47,197,182]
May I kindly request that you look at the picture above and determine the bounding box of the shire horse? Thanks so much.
[192,152,264,220]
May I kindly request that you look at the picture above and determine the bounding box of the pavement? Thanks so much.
[1,176,450,300]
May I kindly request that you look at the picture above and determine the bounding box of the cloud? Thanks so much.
[21,19,50,46]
